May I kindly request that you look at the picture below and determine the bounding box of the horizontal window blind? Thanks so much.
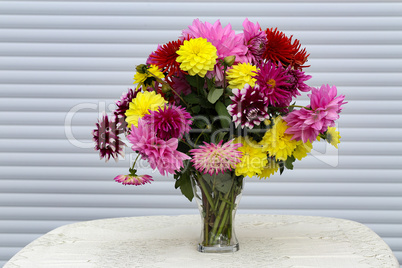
[0,1,401,266]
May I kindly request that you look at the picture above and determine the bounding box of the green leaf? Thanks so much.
[279,161,285,175]
[224,97,232,107]
[174,168,194,202]
[285,156,296,170]
[199,99,214,109]
[183,93,200,104]
[186,75,204,90]
[216,131,227,142]
[194,118,207,129]
[202,173,233,194]
[191,105,201,114]
[207,87,224,104]
[288,101,296,113]
[215,101,231,129]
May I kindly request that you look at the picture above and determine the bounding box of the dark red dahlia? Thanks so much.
[263,28,296,66]
[148,39,184,77]
[263,28,309,69]
[93,114,124,162]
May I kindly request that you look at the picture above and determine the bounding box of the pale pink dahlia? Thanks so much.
[182,19,248,82]
[284,84,347,143]
[127,118,190,176]
[93,114,124,162]
[190,140,243,176]
[242,18,267,65]
[142,104,192,140]
[254,61,292,107]
[114,174,153,186]
[228,84,270,129]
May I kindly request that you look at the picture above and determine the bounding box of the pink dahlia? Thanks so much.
[127,118,190,176]
[228,84,270,129]
[142,104,192,140]
[254,61,292,107]
[242,18,267,65]
[182,19,248,82]
[190,140,243,176]
[284,84,347,143]
[114,174,153,186]
[93,114,124,162]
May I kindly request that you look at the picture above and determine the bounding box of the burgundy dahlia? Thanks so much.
[228,84,269,129]
[93,114,124,162]
[114,88,139,133]
[114,88,139,119]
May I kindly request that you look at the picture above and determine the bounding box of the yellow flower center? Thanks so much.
[267,79,276,88]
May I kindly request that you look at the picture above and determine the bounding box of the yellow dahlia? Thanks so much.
[260,116,297,161]
[133,64,164,89]
[176,37,218,77]
[293,140,313,161]
[258,159,279,179]
[125,91,167,128]
[226,63,257,89]
[326,127,341,148]
[234,136,268,178]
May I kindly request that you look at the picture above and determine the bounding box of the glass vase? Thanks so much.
[191,171,244,253]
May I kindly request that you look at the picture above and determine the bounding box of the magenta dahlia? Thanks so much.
[284,84,347,142]
[142,104,192,140]
[181,19,248,82]
[190,140,243,176]
[93,114,124,162]
[228,84,270,129]
[254,61,292,107]
[127,118,190,176]
[242,18,267,65]
[114,174,153,186]
[285,68,312,96]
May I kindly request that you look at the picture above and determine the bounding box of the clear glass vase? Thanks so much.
[191,171,244,253]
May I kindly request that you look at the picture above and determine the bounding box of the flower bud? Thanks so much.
[161,83,172,93]
[223,55,236,67]
[136,64,147,74]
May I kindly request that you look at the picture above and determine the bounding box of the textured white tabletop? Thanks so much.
[5,214,399,268]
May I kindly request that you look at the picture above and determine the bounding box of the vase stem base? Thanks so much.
[197,243,239,253]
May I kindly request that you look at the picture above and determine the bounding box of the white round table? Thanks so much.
[4,214,399,268]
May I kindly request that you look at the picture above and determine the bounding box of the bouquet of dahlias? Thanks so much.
[93,18,346,251]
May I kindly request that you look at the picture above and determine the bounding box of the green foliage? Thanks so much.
[202,173,233,194]
[191,105,201,114]
[215,101,231,129]
[183,93,200,104]
[285,155,296,170]
[174,165,194,202]
[186,75,204,90]
[207,87,224,104]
